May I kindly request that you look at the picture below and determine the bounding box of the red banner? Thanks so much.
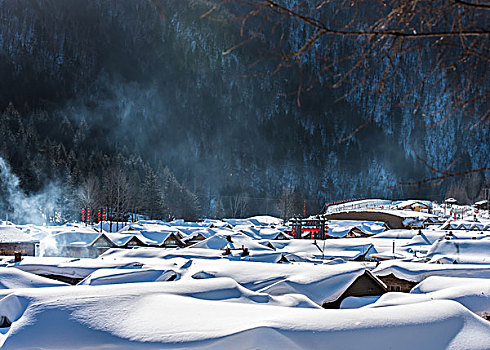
[301,227,320,232]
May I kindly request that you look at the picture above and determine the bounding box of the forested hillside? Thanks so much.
[0,0,487,223]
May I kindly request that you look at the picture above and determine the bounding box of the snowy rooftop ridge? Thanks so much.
[0,226,39,243]
[373,261,490,282]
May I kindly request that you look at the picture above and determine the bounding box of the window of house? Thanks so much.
[165,239,177,246]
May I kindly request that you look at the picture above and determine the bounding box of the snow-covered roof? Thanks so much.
[48,231,102,247]
[373,261,490,282]
[8,256,151,280]
[238,226,291,240]
[136,231,181,246]
[0,267,68,289]
[400,230,490,252]
[247,215,283,226]
[327,220,387,237]
[104,233,138,247]
[181,229,216,242]
[188,231,273,251]
[426,239,490,264]
[441,219,490,231]
[0,226,39,244]
[115,223,185,247]
[100,247,226,260]
[180,258,373,305]
[393,200,432,210]
[223,215,282,227]
[371,229,418,239]
[118,222,179,234]
[270,239,376,261]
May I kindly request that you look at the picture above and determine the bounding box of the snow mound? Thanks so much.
[409,276,490,318]
[0,267,68,289]
[426,239,490,264]
[340,296,381,309]
[1,287,489,349]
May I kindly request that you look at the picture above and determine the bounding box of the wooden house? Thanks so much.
[322,270,388,308]
[124,235,147,248]
[183,232,208,247]
[159,232,184,248]
[474,200,489,211]
[0,226,39,256]
[47,232,116,258]
[376,273,417,292]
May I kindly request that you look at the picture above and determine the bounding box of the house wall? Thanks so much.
[377,273,417,293]
[0,243,36,256]
[322,271,387,308]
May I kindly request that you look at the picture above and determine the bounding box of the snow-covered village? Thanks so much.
[0,1,489,349]
[1,198,490,348]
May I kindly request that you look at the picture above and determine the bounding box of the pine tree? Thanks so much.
[141,167,166,219]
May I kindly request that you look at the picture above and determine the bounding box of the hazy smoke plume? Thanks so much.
[0,157,64,225]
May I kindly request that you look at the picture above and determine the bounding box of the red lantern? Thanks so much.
[81,209,85,221]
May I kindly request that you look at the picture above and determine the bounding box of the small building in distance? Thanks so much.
[0,225,39,256]
[474,200,489,211]
[48,231,116,258]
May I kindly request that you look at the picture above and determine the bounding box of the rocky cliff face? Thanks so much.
[0,0,487,214]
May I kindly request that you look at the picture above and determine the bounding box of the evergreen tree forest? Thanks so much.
[0,0,488,223]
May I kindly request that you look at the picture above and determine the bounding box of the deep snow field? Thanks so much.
[1,206,490,349]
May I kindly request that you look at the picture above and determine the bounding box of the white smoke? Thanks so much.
[39,234,60,257]
[0,157,65,225]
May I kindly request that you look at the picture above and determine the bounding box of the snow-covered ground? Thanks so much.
[1,282,489,349]
[1,205,489,348]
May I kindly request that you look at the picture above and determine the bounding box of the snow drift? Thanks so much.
[0,283,489,349]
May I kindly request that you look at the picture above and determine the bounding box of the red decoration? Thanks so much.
[81,209,85,221]
[301,227,321,232]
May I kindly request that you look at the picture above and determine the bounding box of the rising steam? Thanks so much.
[0,157,64,225]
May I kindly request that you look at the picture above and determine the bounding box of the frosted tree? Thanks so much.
[203,0,489,186]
